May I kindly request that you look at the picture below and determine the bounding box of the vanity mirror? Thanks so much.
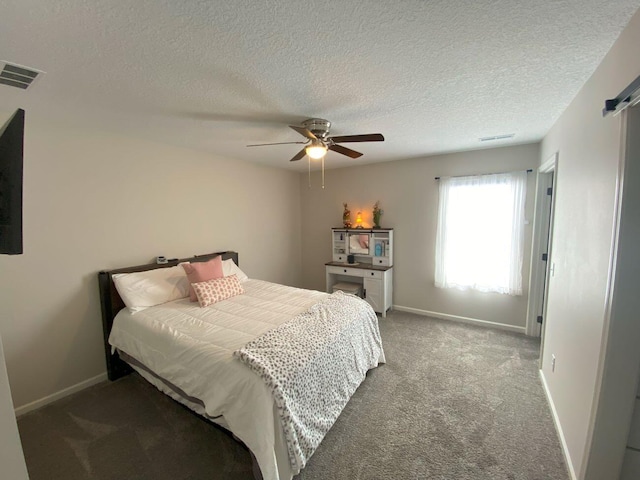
[348,233,370,255]
[331,228,393,266]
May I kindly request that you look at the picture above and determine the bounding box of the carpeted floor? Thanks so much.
[17,311,569,480]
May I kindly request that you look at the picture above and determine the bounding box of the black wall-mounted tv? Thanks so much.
[0,109,24,255]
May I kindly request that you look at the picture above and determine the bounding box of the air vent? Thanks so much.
[0,62,44,90]
[479,133,515,142]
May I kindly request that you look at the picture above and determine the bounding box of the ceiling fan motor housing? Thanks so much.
[302,118,331,139]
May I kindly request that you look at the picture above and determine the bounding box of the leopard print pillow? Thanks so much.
[191,274,244,307]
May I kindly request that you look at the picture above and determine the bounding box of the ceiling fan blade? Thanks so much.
[290,147,308,162]
[247,141,307,147]
[289,125,317,140]
[329,144,363,158]
[329,133,385,143]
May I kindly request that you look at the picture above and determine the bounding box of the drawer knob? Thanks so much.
[371,272,374,276]
[344,269,347,273]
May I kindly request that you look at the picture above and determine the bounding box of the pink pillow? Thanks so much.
[191,275,244,307]
[181,256,224,302]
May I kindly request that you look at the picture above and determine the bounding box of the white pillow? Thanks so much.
[222,258,249,282]
[113,265,190,313]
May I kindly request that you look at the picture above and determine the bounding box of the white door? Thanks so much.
[538,172,555,337]
[526,154,558,339]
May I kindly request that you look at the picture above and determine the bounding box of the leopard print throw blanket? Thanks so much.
[234,291,385,472]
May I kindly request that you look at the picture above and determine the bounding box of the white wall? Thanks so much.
[539,9,640,479]
[0,333,29,479]
[0,114,301,409]
[300,143,538,330]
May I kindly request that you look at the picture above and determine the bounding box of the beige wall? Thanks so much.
[539,9,640,480]
[300,143,539,330]
[0,115,301,409]
[0,334,29,479]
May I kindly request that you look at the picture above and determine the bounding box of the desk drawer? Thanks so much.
[373,257,391,267]
[327,266,364,277]
[364,269,383,279]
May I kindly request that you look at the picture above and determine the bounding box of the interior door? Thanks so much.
[538,173,555,337]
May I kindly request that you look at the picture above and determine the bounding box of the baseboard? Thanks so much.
[392,305,526,334]
[539,369,578,480]
[14,372,108,417]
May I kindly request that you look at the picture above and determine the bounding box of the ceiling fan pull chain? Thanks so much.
[308,155,311,188]
[322,156,325,189]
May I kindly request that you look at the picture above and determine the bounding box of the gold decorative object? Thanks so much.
[343,203,352,228]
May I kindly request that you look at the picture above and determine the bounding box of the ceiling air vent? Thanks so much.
[0,62,44,90]
[479,133,515,142]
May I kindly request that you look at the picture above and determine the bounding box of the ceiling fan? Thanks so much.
[247,118,385,162]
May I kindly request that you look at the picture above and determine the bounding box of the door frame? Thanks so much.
[526,152,558,339]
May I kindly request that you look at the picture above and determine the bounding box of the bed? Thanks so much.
[98,251,385,480]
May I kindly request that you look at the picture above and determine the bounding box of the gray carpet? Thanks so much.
[17,311,569,480]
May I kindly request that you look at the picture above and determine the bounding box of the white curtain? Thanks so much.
[434,171,527,295]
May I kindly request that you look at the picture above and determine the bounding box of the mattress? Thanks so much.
[108,279,328,480]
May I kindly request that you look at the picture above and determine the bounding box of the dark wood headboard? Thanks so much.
[98,251,239,381]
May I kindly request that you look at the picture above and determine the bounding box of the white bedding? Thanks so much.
[108,279,329,480]
[235,291,385,471]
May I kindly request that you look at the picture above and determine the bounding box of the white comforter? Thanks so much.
[108,279,382,480]
[236,291,385,471]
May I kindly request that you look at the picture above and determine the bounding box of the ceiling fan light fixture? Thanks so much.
[306,143,327,159]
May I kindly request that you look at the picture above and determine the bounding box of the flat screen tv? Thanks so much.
[0,109,24,255]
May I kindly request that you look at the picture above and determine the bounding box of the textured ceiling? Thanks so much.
[1,0,639,171]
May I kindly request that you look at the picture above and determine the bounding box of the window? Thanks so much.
[434,171,527,295]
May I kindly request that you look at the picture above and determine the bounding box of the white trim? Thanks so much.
[540,369,578,480]
[392,305,526,334]
[540,151,558,173]
[14,372,107,417]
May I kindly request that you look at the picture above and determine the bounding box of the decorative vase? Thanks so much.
[343,203,351,228]
[372,201,383,229]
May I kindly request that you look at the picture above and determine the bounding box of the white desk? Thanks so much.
[325,262,393,317]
